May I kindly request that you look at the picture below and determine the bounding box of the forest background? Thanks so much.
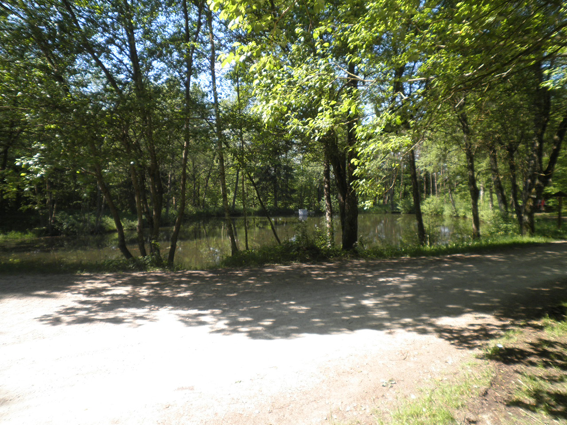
[1,0,566,268]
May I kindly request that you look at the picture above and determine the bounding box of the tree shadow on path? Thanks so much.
[2,243,567,351]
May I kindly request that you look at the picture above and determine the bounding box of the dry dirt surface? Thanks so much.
[1,242,567,425]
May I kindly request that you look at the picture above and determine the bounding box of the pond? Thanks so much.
[1,214,472,269]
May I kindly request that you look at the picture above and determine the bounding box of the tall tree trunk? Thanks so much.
[327,137,347,246]
[94,185,104,234]
[323,154,334,247]
[45,179,55,235]
[241,171,249,250]
[168,0,203,266]
[500,140,523,232]
[201,154,216,208]
[447,182,458,216]
[409,147,426,245]
[394,62,424,242]
[207,7,238,255]
[342,62,359,250]
[524,110,567,232]
[121,129,148,257]
[522,62,551,235]
[236,74,249,250]
[390,167,398,211]
[122,0,163,260]
[130,163,147,257]
[232,169,239,211]
[399,158,405,203]
[457,105,481,239]
[273,173,278,209]
[487,138,508,214]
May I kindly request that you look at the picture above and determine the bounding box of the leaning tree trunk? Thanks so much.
[91,155,133,260]
[246,171,281,245]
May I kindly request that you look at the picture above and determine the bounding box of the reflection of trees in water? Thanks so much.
[359,215,471,247]
[3,215,472,268]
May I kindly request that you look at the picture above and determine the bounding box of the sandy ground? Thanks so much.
[1,242,567,425]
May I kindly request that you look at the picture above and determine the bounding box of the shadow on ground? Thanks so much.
[479,304,567,422]
[1,244,567,351]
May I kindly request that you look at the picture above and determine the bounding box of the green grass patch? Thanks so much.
[479,301,567,423]
[221,231,554,270]
[0,256,168,275]
[543,302,567,337]
[361,234,551,260]
[376,364,493,425]
[0,233,556,275]
[0,230,38,242]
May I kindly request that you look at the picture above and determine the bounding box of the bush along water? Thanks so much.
[220,221,343,268]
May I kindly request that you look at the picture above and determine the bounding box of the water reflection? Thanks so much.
[1,214,472,269]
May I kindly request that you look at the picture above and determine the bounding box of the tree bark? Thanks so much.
[236,74,249,250]
[342,62,359,251]
[487,138,507,214]
[130,162,147,257]
[168,0,203,266]
[323,153,334,247]
[241,171,249,250]
[408,148,426,245]
[521,61,556,235]
[457,105,481,239]
[232,169,239,211]
[91,155,133,260]
[122,0,163,260]
[503,143,523,232]
[207,7,238,255]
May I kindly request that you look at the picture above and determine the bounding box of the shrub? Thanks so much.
[421,196,445,216]
[483,211,519,237]
[397,197,414,214]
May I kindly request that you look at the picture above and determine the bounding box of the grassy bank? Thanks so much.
[476,301,567,424]
[373,363,494,425]
[219,233,555,269]
[0,232,562,275]
[1,211,566,274]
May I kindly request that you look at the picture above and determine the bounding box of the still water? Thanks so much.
[2,214,472,269]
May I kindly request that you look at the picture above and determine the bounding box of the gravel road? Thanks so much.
[1,242,566,424]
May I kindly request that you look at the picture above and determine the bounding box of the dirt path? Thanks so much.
[1,242,567,425]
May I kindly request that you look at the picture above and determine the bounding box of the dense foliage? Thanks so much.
[1,0,566,265]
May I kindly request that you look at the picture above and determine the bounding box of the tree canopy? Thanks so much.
[1,0,566,263]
